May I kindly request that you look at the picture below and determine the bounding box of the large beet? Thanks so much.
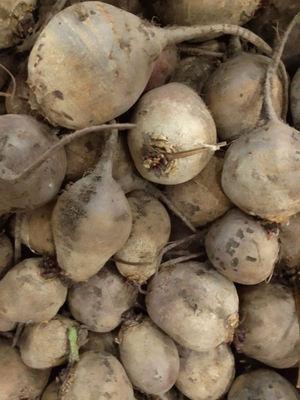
[27,2,272,129]
[234,283,300,368]
[146,262,239,352]
[68,262,138,332]
[0,258,67,324]
[119,317,180,395]
[228,369,300,400]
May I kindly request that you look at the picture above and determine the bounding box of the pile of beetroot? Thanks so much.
[1,0,300,399]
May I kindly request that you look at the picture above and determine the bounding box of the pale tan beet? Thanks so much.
[27,2,273,129]
[115,190,171,284]
[0,114,67,215]
[0,315,16,332]
[11,199,56,256]
[146,262,239,352]
[19,315,81,369]
[151,0,260,33]
[41,380,60,400]
[0,258,67,323]
[203,53,283,141]
[0,0,37,49]
[234,283,300,368]
[128,82,217,185]
[172,54,219,94]
[205,208,279,284]
[119,317,180,395]
[279,212,300,268]
[80,331,119,358]
[175,344,235,400]
[60,350,134,400]
[291,66,300,130]
[221,15,300,223]
[0,233,13,278]
[0,338,50,400]
[165,154,233,227]
[68,262,137,332]
[52,130,132,282]
[228,369,300,400]
[144,45,178,92]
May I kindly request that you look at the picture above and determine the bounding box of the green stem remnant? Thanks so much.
[67,326,80,365]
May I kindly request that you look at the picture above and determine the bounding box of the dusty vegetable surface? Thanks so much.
[1,1,300,398]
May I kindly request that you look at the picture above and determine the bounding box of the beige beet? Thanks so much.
[175,344,235,400]
[205,208,279,284]
[19,315,80,369]
[12,199,56,256]
[203,53,283,141]
[61,350,134,400]
[68,262,137,332]
[0,258,67,323]
[80,331,119,358]
[234,283,300,368]
[166,154,233,227]
[119,317,180,395]
[52,130,132,282]
[115,191,171,283]
[228,369,300,400]
[0,233,13,278]
[146,262,239,352]
[41,380,60,400]
[27,2,271,129]
[279,212,300,268]
[151,0,260,32]
[128,82,217,185]
[0,339,50,400]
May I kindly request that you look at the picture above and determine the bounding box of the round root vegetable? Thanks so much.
[80,331,119,358]
[68,262,137,332]
[59,350,134,400]
[234,283,300,368]
[128,82,217,185]
[0,114,67,215]
[291,66,300,130]
[52,129,132,282]
[144,45,178,93]
[146,261,239,352]
[0,233,13,278]
[175,344,235,400]
[172,54,218,95]
[151,0,260,33]
[119,317,180,395]
[0,257,67,324]
[203,53,284,142]
[28,1,273,129]
[279,212,300,268]
[205,208,279,284]
[41,380,60,400]
[11,199,56,256]
[228,369,300,400]
[165,153,233,227]
[0,0,36,49]
[19,315,82,369]
[0,338,50,400]
[222,16,300,223]
[115,190,171,284]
